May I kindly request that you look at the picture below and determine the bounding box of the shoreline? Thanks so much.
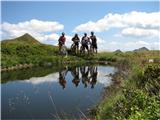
[1,60,111,72]
[1,63,34,72]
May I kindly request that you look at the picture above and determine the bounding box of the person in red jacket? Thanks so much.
[58,32,66,52]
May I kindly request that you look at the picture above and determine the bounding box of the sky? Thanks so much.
[1,1,160,51]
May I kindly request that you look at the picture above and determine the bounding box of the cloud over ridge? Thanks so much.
[74,11,160,37]
[1,11,160,51]
[1,19,64,42]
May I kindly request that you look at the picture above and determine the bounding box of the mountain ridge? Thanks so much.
[1,33,41,45]
[133,47,149,52]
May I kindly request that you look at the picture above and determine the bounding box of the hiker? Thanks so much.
[81,33,90,54]
[89,66,98,89]
[58,67,68,89]
[80,66,90,88]
[71,33,80,54]
[71,66,80,87]
[90,31,97,53]
[58,32,66,53]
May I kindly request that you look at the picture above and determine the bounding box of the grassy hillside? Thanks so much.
[95,51,160,120]
[1,33,41,45]
[1,33,60,68]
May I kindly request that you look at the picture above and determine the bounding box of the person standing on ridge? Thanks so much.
[90,31,97,53]
[71,33,80,54]
[81,33,90,54]
[58,32,66,53]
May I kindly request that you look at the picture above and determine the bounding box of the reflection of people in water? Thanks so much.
[89,66,98,89]
[59,67,68,89]
[80,66,90,88]
[71,67,80,87]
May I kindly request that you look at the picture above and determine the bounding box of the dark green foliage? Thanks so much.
[111,64,160,120]
[112,90,160,120]
[137,64,160,96]
[144,64,160,79]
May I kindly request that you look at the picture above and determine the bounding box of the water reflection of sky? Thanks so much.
[2,66,117,119]
[22,66,116,87]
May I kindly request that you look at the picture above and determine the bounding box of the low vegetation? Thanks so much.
[1,33,160,119]
[96,51,160,120]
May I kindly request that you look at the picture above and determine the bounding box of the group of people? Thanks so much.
[58,66,98,89]
[58,32,97,55]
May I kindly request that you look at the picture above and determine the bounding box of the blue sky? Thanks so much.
[1,1,160,51]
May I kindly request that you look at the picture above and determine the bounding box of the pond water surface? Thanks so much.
[1,65,117,119]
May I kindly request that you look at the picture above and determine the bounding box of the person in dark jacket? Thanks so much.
[71,33,80,54]
[90,31,97,53]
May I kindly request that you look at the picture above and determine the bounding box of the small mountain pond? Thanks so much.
[1,65,118,119]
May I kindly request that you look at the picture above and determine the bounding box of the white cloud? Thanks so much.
[1,19,64,43]
[23,72,59,85]
[100,40,160,51]
[44,33,60,41]
[2,19,64,33]
[124,41,150,49]
[73,11,160,38]
[121,27,159,38]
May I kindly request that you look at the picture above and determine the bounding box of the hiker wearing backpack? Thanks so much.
[58,32,66,52]
[81,33,90,54]
[71,33,80,54]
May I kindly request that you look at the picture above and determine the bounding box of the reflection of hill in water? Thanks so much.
[2,65,117,88]
[1,66,63,83]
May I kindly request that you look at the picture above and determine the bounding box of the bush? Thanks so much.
[112,89,160,120]
[136,64,160,95]
[111,64,160,120]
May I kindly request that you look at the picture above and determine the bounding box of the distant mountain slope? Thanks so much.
[1,33,41,45]
[114,49,123,53]
[1,33,58,68]
[133,47,149,52]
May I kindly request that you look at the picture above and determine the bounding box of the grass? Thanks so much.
[96,51,160,120]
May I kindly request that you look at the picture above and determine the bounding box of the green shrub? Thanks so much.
[111,64,160,120]
[136,64,160,95]
[112,89,160,120]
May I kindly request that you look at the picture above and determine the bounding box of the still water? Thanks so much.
[1,65,117,119]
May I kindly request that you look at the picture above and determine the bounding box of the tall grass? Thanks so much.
[96,51,160,120]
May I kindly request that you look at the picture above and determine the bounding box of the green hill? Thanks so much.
[1,33,59,68]
[1,33,41,45]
